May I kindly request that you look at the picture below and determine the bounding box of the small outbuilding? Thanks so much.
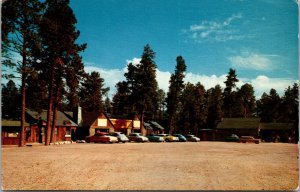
[1,120,30,145]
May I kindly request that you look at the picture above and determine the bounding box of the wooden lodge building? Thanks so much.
[26,109,78,143]
[215,118,261,141]
[1,109,78,145]
[76,106,145,138]
[214,118,295,142]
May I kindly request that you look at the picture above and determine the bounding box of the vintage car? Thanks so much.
[85,132,118,143]
[173,134,187,142]
[225,134,240,142]
[128,133,149,142]
[156,134,179,142]
[239,136,260,144]
[146,134,165,142]
[109,132,129,143]
[185,135,200,142]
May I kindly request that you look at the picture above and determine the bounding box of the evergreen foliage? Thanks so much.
[166,56,187,133]
[79,71,109,112]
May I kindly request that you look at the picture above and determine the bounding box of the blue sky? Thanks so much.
[69,0,298,98]
[4,0,298,99]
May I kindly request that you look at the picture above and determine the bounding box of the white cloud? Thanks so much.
[184,73,297,98]
[228,52,278,71]
[250,76,297,97]
[83,59,296,100]
[156,70,171,92]
[186,13,245,42]
[126,58,141,66]
[184,73,227,89]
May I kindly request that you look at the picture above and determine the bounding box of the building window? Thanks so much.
[65,127,71,137]
[55,128,58,135]
[7,132,18,137]
[97,119,107,126]
[133,120,140,128]
[41,127,45,135]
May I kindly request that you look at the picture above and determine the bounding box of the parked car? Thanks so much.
[109,132,129,143]
[128,133,149,142]
[185,135,200,142]
[225,134,240,142]
[239,136,260,144]
[156,134,179,142]
[146,134,165,142]
[85,132,118,143]
[173,134,187,142]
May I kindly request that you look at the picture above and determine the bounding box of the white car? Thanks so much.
[185,135,200,142]
[109,132,129,143]
[128,133,149,142]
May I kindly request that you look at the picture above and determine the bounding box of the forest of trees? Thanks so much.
[2,0,299,146]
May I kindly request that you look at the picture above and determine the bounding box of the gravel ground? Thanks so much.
[1,142,299,190]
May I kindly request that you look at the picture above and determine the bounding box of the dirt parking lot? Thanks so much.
[1,142,299,190]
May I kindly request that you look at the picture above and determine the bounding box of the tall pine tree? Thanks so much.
[1,0,43,146]
[79,71,109,113]
[39,0,86,145]
[206,85,223,128]
[130,44,158,135]
[222,68,239,118]
[166,56,187,134]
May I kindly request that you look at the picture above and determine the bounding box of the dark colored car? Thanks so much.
[173,134,187,142]
[185,135,200,142]
[85,132,118,143]
[225,134,240,142]
[146,134,165,142]
[239,136,260,144]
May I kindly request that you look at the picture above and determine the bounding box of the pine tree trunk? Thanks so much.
[19,69,26,147]
[45,62,55,145]
[140,110,145,136]
[50,106,58,143]
[169,115,174,134]
[19,44,27,147]
[50,86,60,143]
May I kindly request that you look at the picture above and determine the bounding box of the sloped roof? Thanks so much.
[81,111,115,129]
[81,111,101,127]
[26,109,77,127]
[216,118,260,129]
[149,121,165,130]
[260,123,294,130]
[1,120,30,127]
[144,122,153,130]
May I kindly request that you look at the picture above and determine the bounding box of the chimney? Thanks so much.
[73,106,82,126]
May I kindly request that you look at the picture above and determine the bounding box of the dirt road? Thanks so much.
[1,142,298,190]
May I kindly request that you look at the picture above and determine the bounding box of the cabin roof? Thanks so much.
[216,118,261,129]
